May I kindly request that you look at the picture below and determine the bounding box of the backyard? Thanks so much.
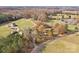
[0,18,34,38]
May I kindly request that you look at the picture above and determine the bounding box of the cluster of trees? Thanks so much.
[0,7,61,23]
[0,32,35,53]
[1,7,79,24]
[0,14,22,24]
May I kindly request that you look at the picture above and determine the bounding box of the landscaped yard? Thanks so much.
[0,18,34,38]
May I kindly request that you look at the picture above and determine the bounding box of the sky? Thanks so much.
[0,0,78,6]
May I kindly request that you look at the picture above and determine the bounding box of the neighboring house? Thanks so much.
[61,19,77,25]
[8,23,20,34]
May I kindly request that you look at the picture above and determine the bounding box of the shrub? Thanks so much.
[0,33,24,53]
[0,32,35,53]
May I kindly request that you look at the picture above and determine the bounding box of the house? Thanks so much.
[8,23,20,34]
[61,19,77,25]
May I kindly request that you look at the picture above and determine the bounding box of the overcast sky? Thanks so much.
[0,0,78,6]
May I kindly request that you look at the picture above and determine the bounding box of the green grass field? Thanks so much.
[42,33,79,53]
[0,18,34,38]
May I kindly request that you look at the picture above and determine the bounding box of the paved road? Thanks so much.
[31,32,79,53]
[31,40,51,53]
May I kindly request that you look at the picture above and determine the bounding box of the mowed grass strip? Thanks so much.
[0,18,34,37]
